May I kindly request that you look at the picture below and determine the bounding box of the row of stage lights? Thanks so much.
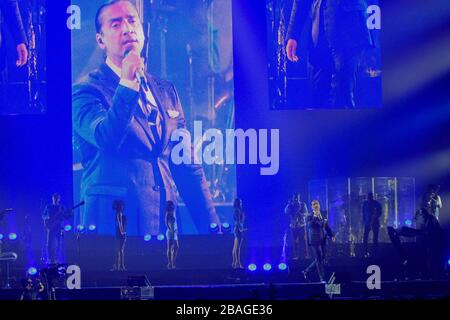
[2,218,420,240]
[25,264,290,276]
[247,263,288,272]
[63,225,167,242]
[210,222,230,233]
[0,233,18,241]
[26,260,450,276]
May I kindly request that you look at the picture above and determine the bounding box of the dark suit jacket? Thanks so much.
[286,0,372,52]
[0,0,27,70]
[306,213,334,246]
[0,0,27,48]
[72,63,219,236]
[362,199,382,227]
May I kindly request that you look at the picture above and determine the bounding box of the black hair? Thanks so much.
[112,199,125,211]
[95,0,130,33]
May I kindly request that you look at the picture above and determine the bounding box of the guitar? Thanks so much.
[44,201,85,230]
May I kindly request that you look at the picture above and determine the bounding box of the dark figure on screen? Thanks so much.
[232,198,246,269]
[0,0,28,108]
[362,192,382,258]
[285,0,373,108]
[284,193,309,260]
[42,193,66,264]
[72,0,220,236]
[165,200,179,270]
[302,200,335,282]
[111,199,127,271]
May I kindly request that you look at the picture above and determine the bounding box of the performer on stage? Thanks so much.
[111,199,127,271]
[285,0,373,108]
[0,0,28,108]
[422,184,442,221]
[302,200,335,282]
[232,198,246,269]
[284,193,309,260]
[165,200,179,269]
[388,203,446,279]
[72,0,220,236]
[362,192,382,258]
[42,193,66,264]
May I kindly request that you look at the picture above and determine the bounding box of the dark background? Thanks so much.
[0,0,449,260]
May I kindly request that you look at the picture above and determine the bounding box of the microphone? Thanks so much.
[124,49,149,91]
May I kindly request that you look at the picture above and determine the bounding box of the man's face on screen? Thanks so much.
[96,1,145,65]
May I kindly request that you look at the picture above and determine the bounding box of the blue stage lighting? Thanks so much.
[0,234,3,240]
[27,267,38,276]
[278,263,287,271]
[76,225,85,232]
[263,263,272,271]
[447,258,450,266]
[8,233,17,240]
[405,219,412,227]
[64,225,72,232]
[248,264,257,271]
[88,224,96,231]
[157,234,165,241]
[144,234,152,242]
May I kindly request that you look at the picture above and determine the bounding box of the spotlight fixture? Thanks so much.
[27,267,38,276]
[221,222,231,233]
[8,233,17,240]
[263,263,272,271]
[156,234,165,241]
[209,223,219,233]
[278,263,288,271]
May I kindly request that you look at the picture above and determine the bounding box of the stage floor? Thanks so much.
[1,235,449,300]
[1,279,450,300]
